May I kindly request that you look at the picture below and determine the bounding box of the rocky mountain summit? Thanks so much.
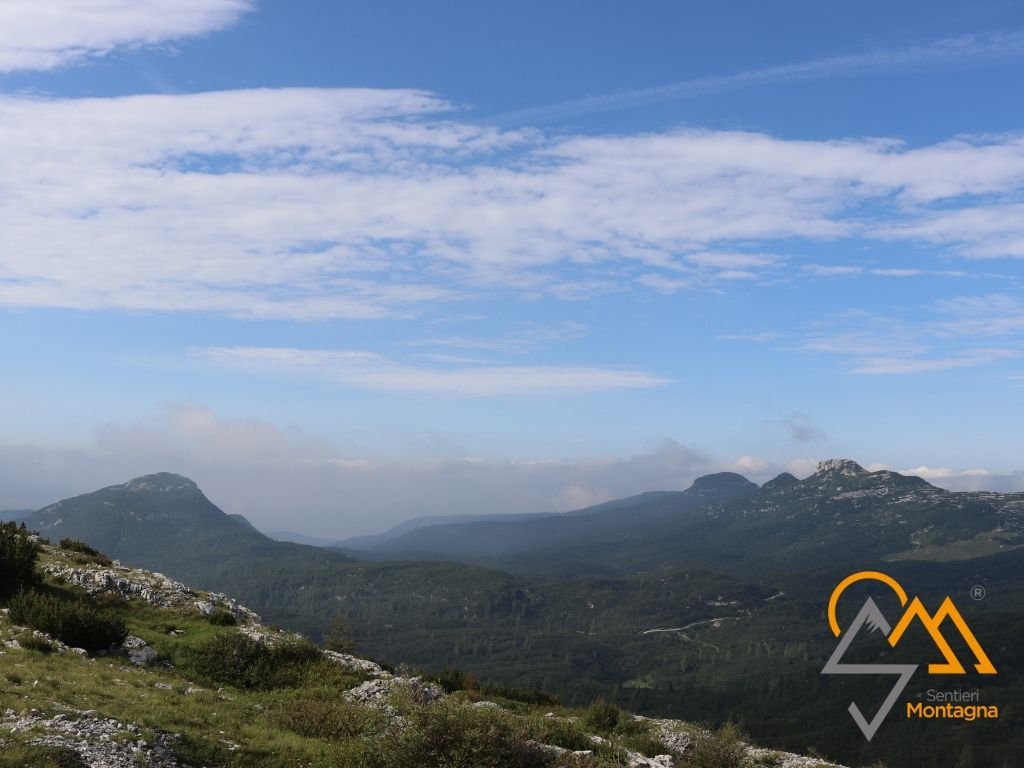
[0,537,847,768]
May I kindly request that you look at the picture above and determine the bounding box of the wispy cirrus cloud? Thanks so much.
[192,345,671,396]
[799,297,1023,375]
[726,295,1024,375]
[495,29,1024,124]
[0,0,253,73]
[408,321,588,354]
[849,348,1015,375]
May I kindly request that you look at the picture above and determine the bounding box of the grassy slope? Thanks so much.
[1,545,842,768]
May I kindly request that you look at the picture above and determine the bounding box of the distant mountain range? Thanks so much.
[17,461,1024,766]
[332,511,561,550]
[344,459,1024,578]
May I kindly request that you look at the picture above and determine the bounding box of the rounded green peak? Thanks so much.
[121,473,200,494]
[762,472,799,491]
[688,471,757,494]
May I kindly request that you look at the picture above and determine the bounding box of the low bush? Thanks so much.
[684,722,751,768]
[7,590,127,652]
[0,744,88,768]
[184,632,322,690]
[15,631,54,654]
[483,682,560,706]
[527,714,595,753]
[379,695,553,768]
[57,539,113,567]
[273,696,384,740]
[207,608,237,626]
[437,667,479,694]
[584,697,621,733]
[613,717,669,759]
[0,522,37,595]
[324,615,357,654]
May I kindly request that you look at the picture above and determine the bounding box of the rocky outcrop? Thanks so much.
[814,459,867,477]
[322,650,388,677]
[1,708,181,768]
[122,635,159,667]
[346,675,444,708]
[42,562,260,624]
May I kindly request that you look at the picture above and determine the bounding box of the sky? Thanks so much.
[2,0,1024,535]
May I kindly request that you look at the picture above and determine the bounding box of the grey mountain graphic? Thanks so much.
[821,597,918,741]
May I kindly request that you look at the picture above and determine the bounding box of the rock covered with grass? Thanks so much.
[42,560,259,624]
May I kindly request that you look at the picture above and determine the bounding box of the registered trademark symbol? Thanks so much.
[971,585,987,601]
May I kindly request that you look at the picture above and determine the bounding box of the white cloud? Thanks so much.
[786,457,822,477]
[684,251,781,269]
[0,407,714,535]
[796,300,1023,375]
[497,30,1024,124]
[3,90,1024,319]
[900,465,957,479]
[850,348,1016,374]
[192,345,670,396]
[896,465,1021,493]
[933,294,1024,337]
[409,321,588,354]
[717,331,780,342]
[731,455,771,472]
[879,202,1024,258]
[2,404,1020,534]
[802,265,864,276]
[868,268,927,277]
[0,0,252,72]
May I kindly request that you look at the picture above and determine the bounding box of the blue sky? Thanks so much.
[2,0,1024,534]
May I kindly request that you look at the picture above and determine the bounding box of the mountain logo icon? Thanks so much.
[820,571,996,741]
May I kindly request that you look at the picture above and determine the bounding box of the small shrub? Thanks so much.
[437,667,480,694]
[273,697,384,740]
[615,717,669,758]
[584,697,621,733]
[528,715,595,752]
[0,522,37,594]
[57,539,113,567]
[0,744,88,768]
[16,631,54,654]
[184,632,322,690]
[379,695,552,768]
[4,671,23,685]
[7,590,127,653]
[482,683,559,706]
[685,722,751,768]
[324,615,357,654]
[207,608,237,626]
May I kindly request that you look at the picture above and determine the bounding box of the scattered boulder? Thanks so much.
[122,635,158,667]
[346,676,443,708]
[322,650,387,677]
